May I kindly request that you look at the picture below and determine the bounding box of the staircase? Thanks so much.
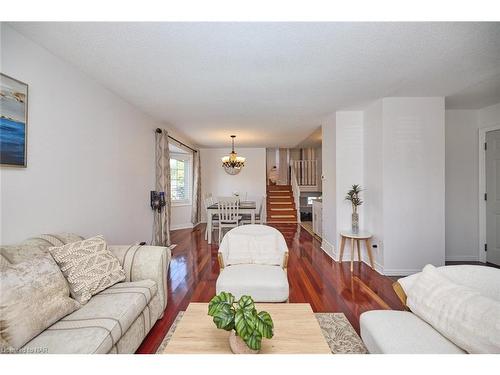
[266,185,298,223]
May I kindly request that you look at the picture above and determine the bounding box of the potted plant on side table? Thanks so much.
[345,184,363,234]
[208,292,274,354]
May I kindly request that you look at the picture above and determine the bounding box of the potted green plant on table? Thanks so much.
[345,184,363,233]
[208,292,274,354]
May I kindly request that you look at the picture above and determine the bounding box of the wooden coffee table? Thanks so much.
[163,302,330,354]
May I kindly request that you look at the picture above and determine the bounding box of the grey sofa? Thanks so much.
[0,233,171,354]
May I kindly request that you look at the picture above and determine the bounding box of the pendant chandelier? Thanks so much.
[222,135,246,175]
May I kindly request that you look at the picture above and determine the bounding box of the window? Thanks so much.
[170,153,192,205]
[307,196,320,205]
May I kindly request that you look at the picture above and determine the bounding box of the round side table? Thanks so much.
[339,231,374,272]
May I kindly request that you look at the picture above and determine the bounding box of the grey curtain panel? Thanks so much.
[154,128,171,247]
[191,150,201,225]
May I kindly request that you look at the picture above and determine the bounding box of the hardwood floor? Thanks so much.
[136,223,404,354]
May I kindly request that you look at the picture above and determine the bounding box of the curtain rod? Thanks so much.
[156,128,198,153]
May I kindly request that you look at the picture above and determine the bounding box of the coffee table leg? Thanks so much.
[356,239,361,262]
[365,238,375,269]
[339,236,346,262]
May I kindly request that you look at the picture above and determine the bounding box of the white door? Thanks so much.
[485,130,500,265]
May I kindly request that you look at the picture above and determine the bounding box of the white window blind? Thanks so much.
[170,152,192,204]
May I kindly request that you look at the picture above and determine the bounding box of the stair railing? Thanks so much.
[290,167,301,223]
[291,159,318,187]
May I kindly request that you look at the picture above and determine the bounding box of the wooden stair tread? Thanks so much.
[266,184,297,223]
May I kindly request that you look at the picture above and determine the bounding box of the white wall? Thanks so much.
[382,98,446,274]
[0,25,162,244]
[362,100,384,267]
[200,148,266,221]
[335,111,364,244]
[321,114,336,257]
[321,98,446,275]
[443,102,500,262]
[479,102,500,129]
[171,204,193,230]
[445,109,479,261]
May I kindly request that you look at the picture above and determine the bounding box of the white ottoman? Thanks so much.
[216,264,289,302]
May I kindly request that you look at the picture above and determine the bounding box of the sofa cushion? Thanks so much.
[216,264,289,302]
[407,264,500,353]
[22,279,158,354]
[0,254,80,352]
[23,233,86,248]
[49,235,125,304]
[398,265,500,302]
[0,244,50,264]
[0,233,86,265]
[360,310,465,354]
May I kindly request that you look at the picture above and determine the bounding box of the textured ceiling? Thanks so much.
[9,22,500,147]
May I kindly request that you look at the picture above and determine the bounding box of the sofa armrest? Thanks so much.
[283,251,289,270]
[109,245,171,316]
[392,281,409,311]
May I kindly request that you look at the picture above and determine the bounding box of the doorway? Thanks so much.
[485,129,500,266]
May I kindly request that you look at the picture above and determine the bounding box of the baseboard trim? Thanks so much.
[321,238,336,260]
[382,268,420,276]
[171,223,194,231]
[445,255,479,262]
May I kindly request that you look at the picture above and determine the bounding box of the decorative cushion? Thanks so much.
[0,254,80,351]
[49,235,125,305]
[399,264,500,303]
[0,244,49,265]
[407,264,500,353]
[0,253,10,269]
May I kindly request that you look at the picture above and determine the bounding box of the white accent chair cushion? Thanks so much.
[220,224,287,267]
[216,264,289,302]
[360,310,465,354]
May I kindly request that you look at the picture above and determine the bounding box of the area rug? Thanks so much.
[156,311,367,354]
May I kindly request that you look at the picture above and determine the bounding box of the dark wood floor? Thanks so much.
[136,223,404,354]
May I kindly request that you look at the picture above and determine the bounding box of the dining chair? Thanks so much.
[218,196,238,203]
[204,195,218,240]
[241,196,265,225]
[217,200,242,243]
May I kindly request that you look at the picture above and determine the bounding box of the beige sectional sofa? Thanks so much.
[0,233,171,354]
[360,265,500,354]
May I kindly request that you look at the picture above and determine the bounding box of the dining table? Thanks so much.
[206,201,257,244]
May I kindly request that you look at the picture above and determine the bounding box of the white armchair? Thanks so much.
[216,224,289,302]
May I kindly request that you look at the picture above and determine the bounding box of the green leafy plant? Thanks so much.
[208,292,274,350]
[345,184,363,213]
